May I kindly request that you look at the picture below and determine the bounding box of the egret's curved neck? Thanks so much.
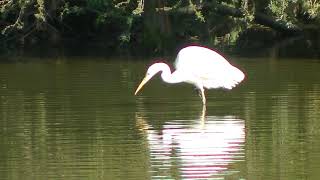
[157,63,184,84]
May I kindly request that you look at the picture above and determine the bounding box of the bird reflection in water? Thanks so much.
[135,106,245,179]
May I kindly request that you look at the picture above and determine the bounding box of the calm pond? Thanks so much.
[0,56,320,179]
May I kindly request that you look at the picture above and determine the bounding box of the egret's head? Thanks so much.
[134,63,165,95]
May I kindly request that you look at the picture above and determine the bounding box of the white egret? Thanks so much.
[134,45,245,104]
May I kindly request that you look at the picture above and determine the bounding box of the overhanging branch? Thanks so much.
[157,2,303,35]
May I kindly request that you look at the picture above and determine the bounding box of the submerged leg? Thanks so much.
[200,104,206,128]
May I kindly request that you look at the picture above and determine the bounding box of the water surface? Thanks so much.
[0,57,320,179]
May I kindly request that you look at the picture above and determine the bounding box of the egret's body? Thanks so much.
[134,46,245,104]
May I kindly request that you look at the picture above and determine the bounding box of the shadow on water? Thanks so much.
[135,105,245,179]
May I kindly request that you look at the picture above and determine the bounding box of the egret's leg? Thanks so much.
[200,88,206,105]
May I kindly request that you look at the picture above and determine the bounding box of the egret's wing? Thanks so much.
[198,65,245,89]
[175,46,245,89]
[175,46,230,70]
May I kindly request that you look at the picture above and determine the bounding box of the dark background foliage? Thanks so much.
[1,0,320,57]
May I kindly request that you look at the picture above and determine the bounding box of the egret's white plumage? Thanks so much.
[175,46,245,89]
[134,45,245,104]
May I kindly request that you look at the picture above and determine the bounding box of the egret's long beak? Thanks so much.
[134,76,149,95]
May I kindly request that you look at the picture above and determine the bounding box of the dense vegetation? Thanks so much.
[1,0,320,56]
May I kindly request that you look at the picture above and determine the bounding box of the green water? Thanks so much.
[0,57,320,179]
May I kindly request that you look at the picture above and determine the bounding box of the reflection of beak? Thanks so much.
[134,76,149,95]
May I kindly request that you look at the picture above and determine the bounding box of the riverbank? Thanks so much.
[1,1,320,58]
